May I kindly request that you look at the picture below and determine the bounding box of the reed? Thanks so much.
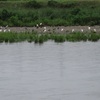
[0,32,100,43]
[66,32,88,42]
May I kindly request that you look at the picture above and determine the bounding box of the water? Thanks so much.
[0,41,100,100]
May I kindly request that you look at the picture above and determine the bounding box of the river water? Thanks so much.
[0,41,100,100]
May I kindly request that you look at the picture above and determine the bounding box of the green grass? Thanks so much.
[0,0,100,26]
[0,32,100,44]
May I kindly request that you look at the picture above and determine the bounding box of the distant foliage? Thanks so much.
[25,0,41,8]
[64,2,76,8]
[1,9,10,20]
[71,8,80,15]
[47,0,61,7]
[0,1,100,26]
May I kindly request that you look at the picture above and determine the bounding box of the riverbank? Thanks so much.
[0,26,100,33]
[0,32,100,43]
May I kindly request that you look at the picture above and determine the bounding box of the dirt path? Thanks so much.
[1,26,100,33]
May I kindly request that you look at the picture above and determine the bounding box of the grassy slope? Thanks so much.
[0,32,100,43]
[0,0,100,26]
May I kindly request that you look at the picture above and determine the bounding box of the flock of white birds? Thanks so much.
[0,25,10,32]
[34,23,97,33]
[41,25,96,33]
[0,23,97,33]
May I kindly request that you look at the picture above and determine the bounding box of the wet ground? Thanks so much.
[1,26,100,33]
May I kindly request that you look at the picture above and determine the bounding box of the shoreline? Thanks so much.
[0,31,100,43]
[1,26,100,33]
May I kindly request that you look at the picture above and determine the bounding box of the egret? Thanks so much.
[93,29,96,32]
[36,24,39,28]
[44,27,46,30]
[4,29,6,32]
[61,28,64,31]
[88,26,91,30]
[5,25,8,29]
[72,29,75,32]
[43,29,46,32]
[39,23,43,28]
[81,29,83,32]
[40,23,42,26]
[8,29,10,32]
[0,29,2,32]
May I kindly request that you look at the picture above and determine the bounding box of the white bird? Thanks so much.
[8,29,10,32]
[93,29,96,32]
[0,29,2,32]
[36,24,38,27]
[36,24,39,28]
[44,27,46,30]
[81,29,83,32]
[5,25,8,29]
[40,23,42,26]
[61,28,64,31]
[88,26,91,30]
[4,29,6,32]
[72,29,75,32]
[43,29,46,32]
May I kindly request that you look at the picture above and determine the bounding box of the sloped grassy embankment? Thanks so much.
[0,0,100,26]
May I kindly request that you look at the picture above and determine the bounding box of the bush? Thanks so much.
[47,0,61,7]
[0,1,100,26]
[26,0,41,8]
[9,16,23,26]
[71,8,80,15]
[1,9,10,20]
[64,2,76,8]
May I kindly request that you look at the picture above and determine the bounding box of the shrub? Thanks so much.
[47,0,60,7]
[71,8,80,15]
[64,2,76,8]
[26,0,41,8]
[1,9,10,20]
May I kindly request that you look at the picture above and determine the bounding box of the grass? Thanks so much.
[0,0,100,26]
[0,32,100,44]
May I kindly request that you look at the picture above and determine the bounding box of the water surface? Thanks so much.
[0,41,100,100]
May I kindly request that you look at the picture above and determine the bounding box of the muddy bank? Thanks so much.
[1,26,100,33]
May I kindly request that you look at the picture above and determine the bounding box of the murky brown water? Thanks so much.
[0,41,100,100]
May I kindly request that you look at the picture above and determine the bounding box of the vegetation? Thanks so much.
[0,32,100,44]
[0,0,100,26]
